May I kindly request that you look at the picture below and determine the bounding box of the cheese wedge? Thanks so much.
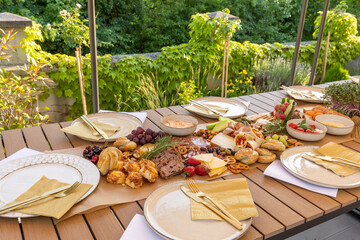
[208,166,227,177]
[207,156,227,170]
[211,133,236,150]
[193,154,214,164]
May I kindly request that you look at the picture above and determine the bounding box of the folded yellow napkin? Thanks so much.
[185,103,228,115]
[6,176,92,219]
[309,142,360,176]
[61,121,120,140]
[190,178,258,221]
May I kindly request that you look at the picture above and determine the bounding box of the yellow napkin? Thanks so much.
[185,103,228,116]
[61,121,120,140]
[6,176,92,219]
[310,142,360,176]
[190,178,258,221]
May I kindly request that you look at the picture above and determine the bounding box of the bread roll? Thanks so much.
[255,148,276,163]
[139,165,158,182]
[139,159,156,168]
[114,137,137,151]
[124,160,140,172]
[125,172,143,189]
[235,148,259,165]
[261,139,286,152]
[106,170,126,185]
[97,147,123,175]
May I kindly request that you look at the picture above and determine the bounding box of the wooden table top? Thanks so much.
[1,82,359,240]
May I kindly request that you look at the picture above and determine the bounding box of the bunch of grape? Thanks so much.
[265,134,288,146]
[127,127,165,145]
[274,102,290,120]
[83,145,109,164]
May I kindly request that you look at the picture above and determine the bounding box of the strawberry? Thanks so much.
[186,157,201,166]
[279,105,286,112]
[184,166,195,177]
[195,165,209,176]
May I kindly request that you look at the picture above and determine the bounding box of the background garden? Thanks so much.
[1,0,360,129]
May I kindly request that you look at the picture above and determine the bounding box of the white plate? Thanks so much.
[144,181,252,240]
[0,153,100,218]
[185,97,248,119]
[280,146,360,189]
[285,86,324,103]
[72,112,142,142]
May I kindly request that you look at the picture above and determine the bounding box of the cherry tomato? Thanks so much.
[305,129,312,133]
[289,123,298,129]
[310,124,316,129]
[297,128,305,132]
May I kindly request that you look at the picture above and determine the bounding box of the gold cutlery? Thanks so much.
[188,99,226,116]
[186,178,240,224]
[0,181,80,215]
[80,115,109,139]
[180,186,243,230]
[303,153,360,169]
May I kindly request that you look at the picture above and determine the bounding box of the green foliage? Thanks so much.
[0,28,49,130]
[226,70,256,98]
[323,82,360,117]
[253,58,311,92]
[322,63,350,83]
[179,80,203,105]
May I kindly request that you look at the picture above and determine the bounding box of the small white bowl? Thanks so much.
[315,114,354,135]
[286,119,327,141]
[160,115,198,136]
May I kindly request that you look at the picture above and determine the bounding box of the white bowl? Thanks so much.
[160,115,198,136]
[286,119,327,141]
[315,114,354,135]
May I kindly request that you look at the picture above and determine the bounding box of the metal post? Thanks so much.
[309,0,330,85]
[88,0,99,113]
[289,0,308,86]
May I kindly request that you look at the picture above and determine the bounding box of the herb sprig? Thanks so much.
[142,135,182,160]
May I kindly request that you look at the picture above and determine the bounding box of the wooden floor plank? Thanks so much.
[257,92,283,102]
[224,175,304,231]
[56,215,93,240]
[334,190,357,207]
[112,202,143,229]
[250,94,278,110]
[154,107,177,116]
[251,205,285,239]
[240,226,264,240]
[85,208,123,240]
[238,96,268,114]
[2,128,26,155]
[245,167,323,221]
[0,218,22,240]
[257,164,341,214]
[345,187,360,200]
[22,217,58,240]
[143,110,163,130]
[22,126,50,152]
[41,123,73,150]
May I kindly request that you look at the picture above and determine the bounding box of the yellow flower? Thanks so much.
[240,80,243,84]
[242,90,245,93]
[253,86,256,89]
[250,76,253,80]
[243,70,247,75]
[235,79,238,83]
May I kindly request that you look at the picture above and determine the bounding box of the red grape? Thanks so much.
[127,134,135,140]
[137,127,145,134]
[145,135,152,142]
[131,130,137,135]
[133,137,140,144]
[139,138,146,145]
[145,128,153,135]
[137,134,143,139]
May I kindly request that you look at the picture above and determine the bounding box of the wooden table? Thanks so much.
[1,82,359,240]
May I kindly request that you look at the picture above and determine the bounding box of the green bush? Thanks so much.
[322,63,350,83]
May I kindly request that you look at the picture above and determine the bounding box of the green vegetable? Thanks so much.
[263,120,286,134]
[298,119,315,131]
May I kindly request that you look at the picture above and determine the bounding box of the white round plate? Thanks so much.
[280,146,360,189]
[285,86,324,103]
[0,153,100,218]
[144,181,252,240]
[186,97,248,119]
[72,112,142,142]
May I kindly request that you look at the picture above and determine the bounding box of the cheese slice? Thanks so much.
[210,133,236,150]
[193,154,214,164]
[207,157,227,170]
[208,166,227,177]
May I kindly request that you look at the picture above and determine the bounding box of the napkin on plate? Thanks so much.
[190,178,258,221]
[120,214,164,240]
[184,101,250,116]
[308,142,360,177]
[61,121,120,141]
[6,176,92,219]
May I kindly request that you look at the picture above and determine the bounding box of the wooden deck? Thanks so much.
[0,82,359,240]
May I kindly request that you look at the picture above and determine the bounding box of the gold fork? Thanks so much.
[186,178,240,224]
[0,181,81,215]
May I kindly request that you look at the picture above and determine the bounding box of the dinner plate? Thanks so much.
[72,112,142,142]
[0,153,100,218]
[144,181,252,240]
[185,97,248,119]
[285,86,324,103]
[280,146,360,189]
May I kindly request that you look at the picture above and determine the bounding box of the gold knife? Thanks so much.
[80,115,109,139]
[180,186,243,230]
[0,184,71,212]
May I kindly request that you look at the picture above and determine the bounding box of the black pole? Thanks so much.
[88,0,99,113]
[309,0,330,85]
[289,0,308,86]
